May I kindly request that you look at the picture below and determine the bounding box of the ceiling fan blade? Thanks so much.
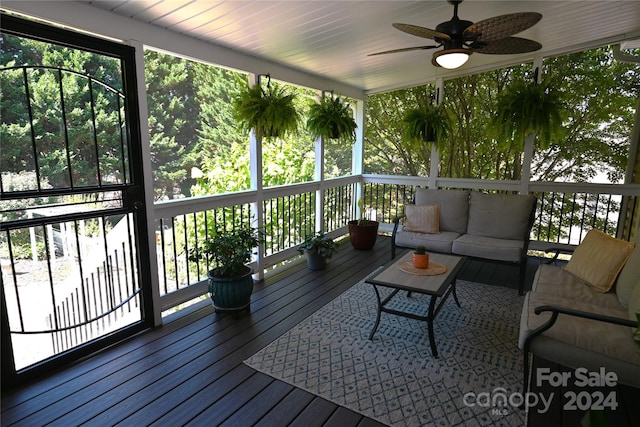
[464,12,542,42]
[470,37,542,54]
[393,23,451,41]
[368,45,438,56]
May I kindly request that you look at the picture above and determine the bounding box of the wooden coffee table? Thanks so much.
[365,252,465,358]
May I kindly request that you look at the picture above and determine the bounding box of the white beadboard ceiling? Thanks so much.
[12,1,640,93]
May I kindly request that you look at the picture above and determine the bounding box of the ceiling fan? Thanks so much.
[369,0,542,69]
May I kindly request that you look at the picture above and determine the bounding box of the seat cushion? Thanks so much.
[414,188,469,234]
[394,229,459,254]
[518,292,640,387]
[466,192,535,240]
[452,233,524,262]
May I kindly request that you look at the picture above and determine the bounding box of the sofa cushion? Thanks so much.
[564,229,635,292]
[531,264,624,311]
[414,188,469,234]
[403,204,440,234]
[394,229,459,254]
[466,192,535,240]
[452,234,524,262]
[617,245,640,307]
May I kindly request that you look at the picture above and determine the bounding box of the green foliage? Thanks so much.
[297,231,338,259]
[306,95,357,142]
[232,81,300,139]
[414,245,426,255]
[402,103,450,149]
[488,78,564,150]
[364,85,436,176]
[144,50,197,199]
[365,48,638,185]
[188,226,264,278]
[1,34,126,189]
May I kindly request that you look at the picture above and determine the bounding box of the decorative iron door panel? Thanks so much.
[1,14,153,386]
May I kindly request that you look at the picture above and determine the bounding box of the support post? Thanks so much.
[353,98,366,219]
[314,129,325,233]
[520,56,543,195]
[130,39,162,326]
[248,73,265,279]
[429,78,444,189]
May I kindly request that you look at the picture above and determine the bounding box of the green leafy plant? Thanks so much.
[402,103,450,149]
[232,80,300,139]
[188,226,264,278]
[297,231,338,259]
[356,197,371,226]
[488,79,564,149]
[306,94,357,142]
[414,245,426,255]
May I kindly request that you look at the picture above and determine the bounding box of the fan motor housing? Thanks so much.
[435,18,473,47]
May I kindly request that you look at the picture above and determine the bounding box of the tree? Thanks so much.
[365,47,639,184]
[144,50,198,199]
[532,48,638,183]
[1,34,125,189]
[365,85,435,176]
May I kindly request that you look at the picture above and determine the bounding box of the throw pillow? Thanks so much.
[564,229,635,292]
[403,204,440,234]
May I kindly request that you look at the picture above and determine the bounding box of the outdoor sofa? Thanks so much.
[392,188,537,295]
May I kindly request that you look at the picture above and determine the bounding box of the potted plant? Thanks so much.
[413,245,429,269]
[297,231,338,270]
[402,102,450,149]
[306,94,357,142]
[488,78,564,150]
[188,226,264,311]
[348,198,379,250]
[232,78,300,139]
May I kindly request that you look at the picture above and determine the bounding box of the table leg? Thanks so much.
[452,279,461,307]
[427,295,438,357]
[369,285,383,340]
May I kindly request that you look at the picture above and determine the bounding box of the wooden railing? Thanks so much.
[152,174,639,311]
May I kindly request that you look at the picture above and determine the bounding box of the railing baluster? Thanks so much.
[604,194,613,234]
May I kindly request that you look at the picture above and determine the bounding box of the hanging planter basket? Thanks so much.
[306,93,357,142]
[402,103,450,148]
[232,74,300,139]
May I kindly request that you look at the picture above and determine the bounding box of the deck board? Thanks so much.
[3,236,636,426]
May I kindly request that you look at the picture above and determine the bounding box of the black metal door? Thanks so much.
[0,14,153,387]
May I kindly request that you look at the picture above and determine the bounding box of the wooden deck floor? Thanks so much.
[2,236,635,426]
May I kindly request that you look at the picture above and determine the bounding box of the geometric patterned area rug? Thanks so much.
[244,280,526,426]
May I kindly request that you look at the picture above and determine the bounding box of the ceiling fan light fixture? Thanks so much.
[433,48,472,69]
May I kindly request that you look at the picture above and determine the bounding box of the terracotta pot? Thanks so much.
[348,220,379,250]
[413,253,429,269]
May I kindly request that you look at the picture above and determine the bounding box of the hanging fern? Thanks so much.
[306,95,357,142]
[402,103,450,151]
[489,79,564,149]
[232,82,300,139]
